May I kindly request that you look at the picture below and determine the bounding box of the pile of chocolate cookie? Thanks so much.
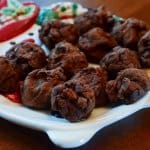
[0,6,150,122]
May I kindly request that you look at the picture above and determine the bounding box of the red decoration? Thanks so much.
[0,2,40,42]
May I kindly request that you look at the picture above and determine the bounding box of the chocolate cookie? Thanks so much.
[106,68,150,104]
[72,67,108,107]
[39,20,79,49]
[74,5,114,34]
[100,46,141,79]
[111,18,148,50]
[51,80,95,122]
[138,30,150,67]
[48,41,88,78]
[78,27,117,63]
[6,42,47,79]
[0,57,20,93]
[21,67,66,109]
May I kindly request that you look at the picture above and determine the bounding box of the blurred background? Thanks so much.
[20,0,150,24]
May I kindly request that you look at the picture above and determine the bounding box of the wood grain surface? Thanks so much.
[1,0,150,150]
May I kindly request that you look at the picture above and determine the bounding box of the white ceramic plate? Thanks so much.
[0,2,150,148]
[0,93,150,148]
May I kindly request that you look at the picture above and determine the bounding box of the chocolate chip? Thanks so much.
[28,32,34,36]
[10,41,16,45]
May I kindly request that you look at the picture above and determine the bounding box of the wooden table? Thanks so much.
[1,0,150,150]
